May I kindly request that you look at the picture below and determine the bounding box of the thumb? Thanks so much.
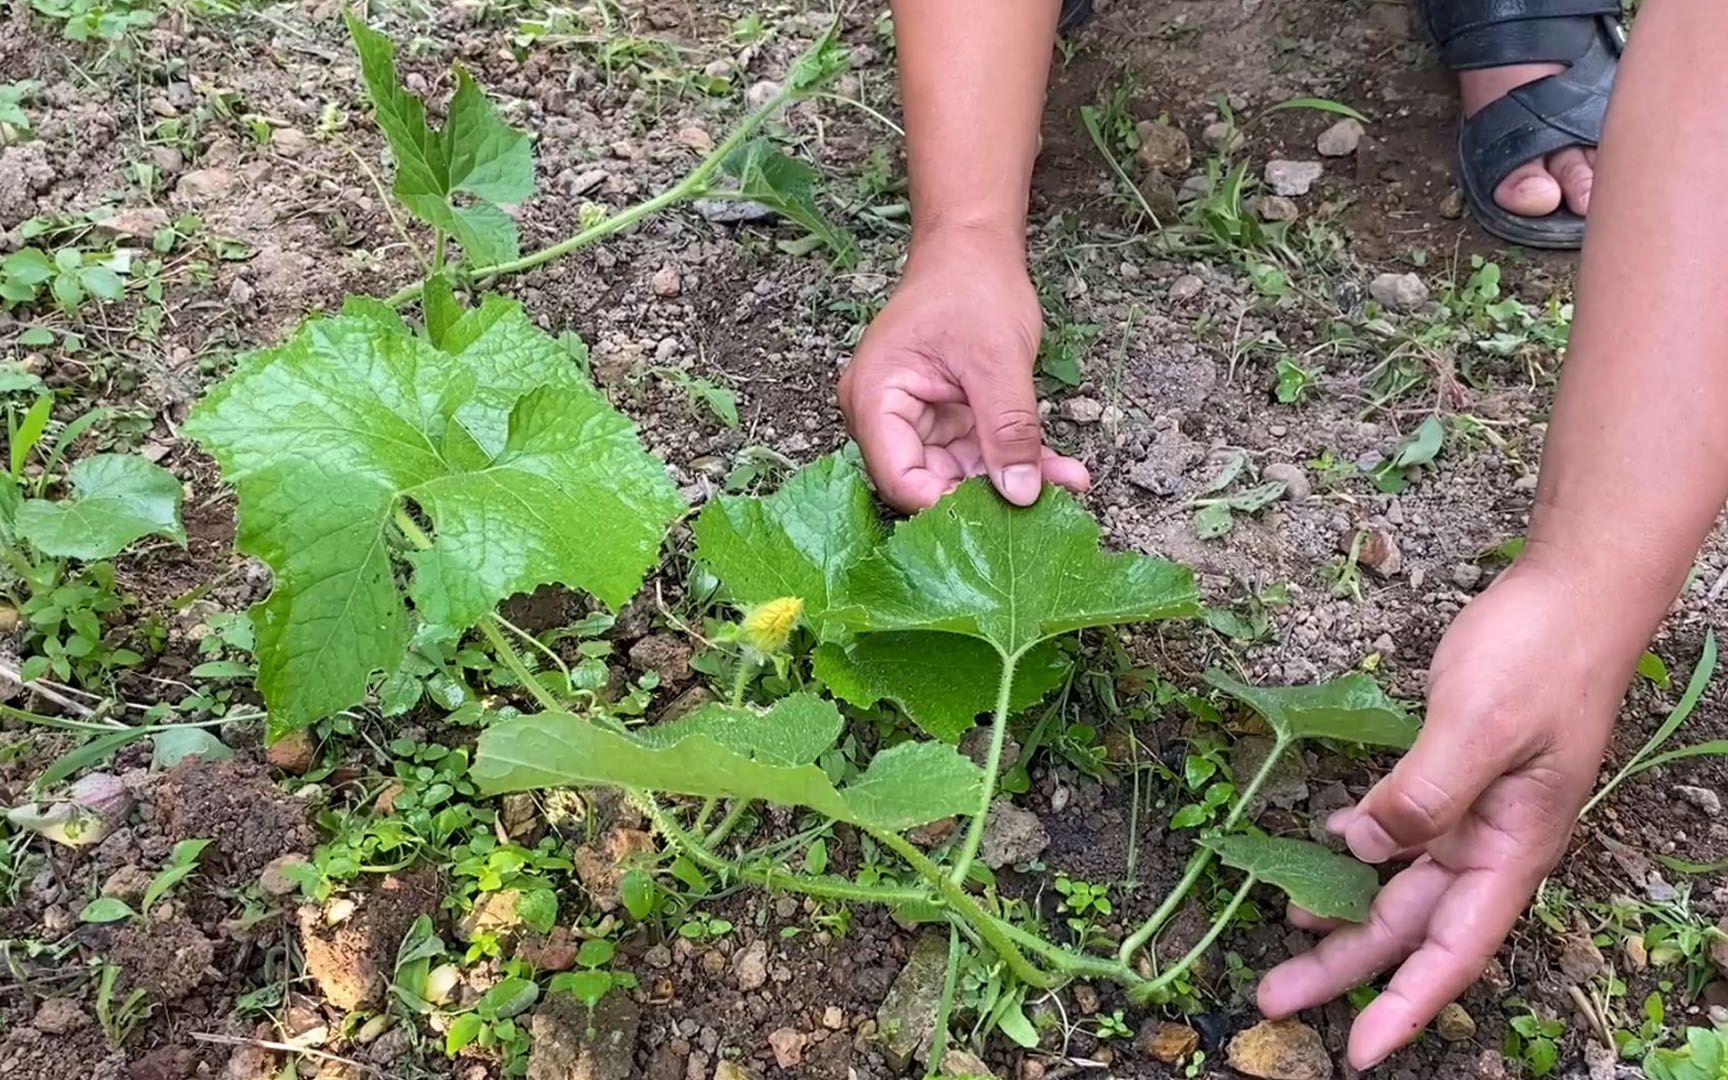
[1335,726,1520,863]
[959,354,1045,506]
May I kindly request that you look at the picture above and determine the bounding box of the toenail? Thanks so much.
[1517,177,1553,195]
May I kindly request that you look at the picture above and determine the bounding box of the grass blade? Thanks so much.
[1581,631,1717,817]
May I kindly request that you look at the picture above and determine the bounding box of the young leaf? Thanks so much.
[79,896,137,924]
[476,976,539,1020]
[836,479,1199,658]
[714,139,855,264]
[346,16,533,265]
[15,453,185,560]
[185,299,683,736]
[142,837,210,909]
[446,1013,484,1055]
[1264,96,1370,123]
[474,711,982,831]
[693,453,880,624]
[1201,834,1380,922]
[517,888,557,935]
[576,938,615,968]
[813,635,1069,742]
[1206,670,1417,749]
[632,693,843,765]
[551,969,613,1008]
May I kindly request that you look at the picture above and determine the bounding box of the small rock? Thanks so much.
[1059,396,1104,424]
[1441,189,1468,219]
[101,864,153,902]
[175,168,239,202]
[1676,785,1722,816]
[1202,120,1244,153]
[733,939,768,991]
[1134,121,1191,175]
[1709,915,1728,973]
[1451,562,1483,590]
[652,265,681,299]
[979,801,1049,869]
[714,1063,760,1080]
[629,635,693,683]
[516,926,580,973]
[1353,528,1402,578]
[1316,118,1364,157]
[266,731,317,774]
[1137,1021,1199,1064]
[1368,272,1430,313]
[97,207,169,241]
[745,80,781,110]
[674,125,714,153]
[1263,463,1311,502]
[767,1028,806,1069]
[822,1006,844,1030]
[1560,933,1606,983]
[694,199,777,224]
[1624,935,1650,971]
[1254,195,1299,222]
[1225,1019,1332,1080]
[150,145,185,175]
[30,998,90,1035]
[941,1048,997,1078]
[876,930,950,1067]
[1263,160,1324,198]
[1169,274,1204,302]
[1584,1041,1618,1080]
[271,127,311,158]
[573,828,657,911]
[260,854,309,897]
[527,993,640,1080]
[1472,1048,1509,1080]
[1436,1002,1476,1042]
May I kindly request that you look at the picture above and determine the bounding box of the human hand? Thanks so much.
[1257,559,1643,1069]
[838,227,1090,512]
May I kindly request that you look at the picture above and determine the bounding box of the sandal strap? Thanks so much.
[1459,27,1616,192]
[1423,0,1621,68]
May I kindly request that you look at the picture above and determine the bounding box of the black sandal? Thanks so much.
[1059,0,1093,35]
[1418,0,1625,249]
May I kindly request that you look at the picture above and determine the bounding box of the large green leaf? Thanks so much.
[347,16,533,265]
[474,711,982,831]
[692,453,878,624]
[814,635,1069,742]
[837,480,1199,658]
[15,453,185,560]
[633,693,842,765]
[1202,834,1380,922]
[1206,670,1417,749]
[185,297,681,737]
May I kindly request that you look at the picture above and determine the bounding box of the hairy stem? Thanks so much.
[704,799,753,848]
[927,926,961,1069]
[1128,874,1257,1004]
[1117,735,1290,964]
[380,77,807,308]
[949,647,1023,886]
[728,653,756,708]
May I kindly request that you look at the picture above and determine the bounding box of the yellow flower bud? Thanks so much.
[740,596,804,653]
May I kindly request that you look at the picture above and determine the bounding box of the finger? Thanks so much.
[1546,146,1594,215]
[853,387,961,513]
[1491,159,1562,218]
[1347,859,1539,1069]
[1341,724,1519,863]
[1257,858,1452,1018]
[1286,903,1348,934]
[957,354,1045,506]
[1324,808,1425,862]
[1040,448,1091,493]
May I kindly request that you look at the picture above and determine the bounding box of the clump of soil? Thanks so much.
[298,866,443,1010]
[0,1023,125,1080]
[155,757,316,876]
[111,915,218,1004]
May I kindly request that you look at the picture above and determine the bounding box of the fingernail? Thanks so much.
[1345,817,1400,864]
[999,464,1042,506]
[1325,808,1354,835]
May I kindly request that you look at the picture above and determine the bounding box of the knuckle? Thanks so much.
[990,408,1042,450]
[1382,775,1456,838]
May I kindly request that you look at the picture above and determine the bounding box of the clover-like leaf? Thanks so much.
[474,711,982,831]
[837,479,1200,658]
[693,453,878,624]
[1206,670,1417,749]
[347,16,533,265]
[1202,834,1380,922]
[15,453,185,560]
[633,693,842,765]
[814,635,1069,742]
[185,297,682,737]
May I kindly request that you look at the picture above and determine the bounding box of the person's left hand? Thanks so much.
[1256,558,1642,1070]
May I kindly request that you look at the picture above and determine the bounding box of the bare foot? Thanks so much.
[1459,63,1597,216]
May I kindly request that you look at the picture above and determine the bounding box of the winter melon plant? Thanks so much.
[181,12,1420,1045]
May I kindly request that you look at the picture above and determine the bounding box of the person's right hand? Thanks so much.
[838,227,1090,512]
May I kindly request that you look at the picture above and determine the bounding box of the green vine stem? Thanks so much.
[1127,874,1257,1004]
[704,798,753,848]
[948,647,1025,886]
[1117,735,1291,965]
[379,75,814,309]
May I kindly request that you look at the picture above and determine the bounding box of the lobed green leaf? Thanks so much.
[1202,834,1380,922]
[15,453,185,560]
[632,693,842,765]
[814,635,1069,742]
[1206,669,1417,749]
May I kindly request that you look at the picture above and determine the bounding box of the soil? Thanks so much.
[1,0,1724,1078]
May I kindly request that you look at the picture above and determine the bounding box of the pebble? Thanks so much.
[1137,1021,1200,1064]
[745,80,782,110]
[1316,117,1364,157]
[732,940,768,991]
[1559,932,1606,983]
[1263,159,1324,197]
[1059,396,1104,424]
[1368,272,1431,313]
[1169,274,1204,301]
[1134,121,1191,175]
[1473,1049,1509,1080]
[767,1027,806,1069]
[694,198,777,224]
[1435,1002,1476,1041]
[1225,1019,1332,1079]
[30,998,90,1035]
[259,853,309,896]
[1451,562,1483,590]
[1202,120,1244,153]
[1263,462,1311,502]
[1676,785,1722,816]
[271,127,311,158]
[1254,195,1299,222]
[1441,189,1468,219]
[652,265,682,299]
[822,1006,844,1030]
[1353,528,1402,578]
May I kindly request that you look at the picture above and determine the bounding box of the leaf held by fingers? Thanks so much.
[1203,834,1381,922]
[1207,670,1418,749]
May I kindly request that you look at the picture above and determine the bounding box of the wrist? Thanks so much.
[909,215,1028,264]
[1508,538,1671,672]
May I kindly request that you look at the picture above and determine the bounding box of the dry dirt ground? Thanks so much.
[1,0,1725,1078]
